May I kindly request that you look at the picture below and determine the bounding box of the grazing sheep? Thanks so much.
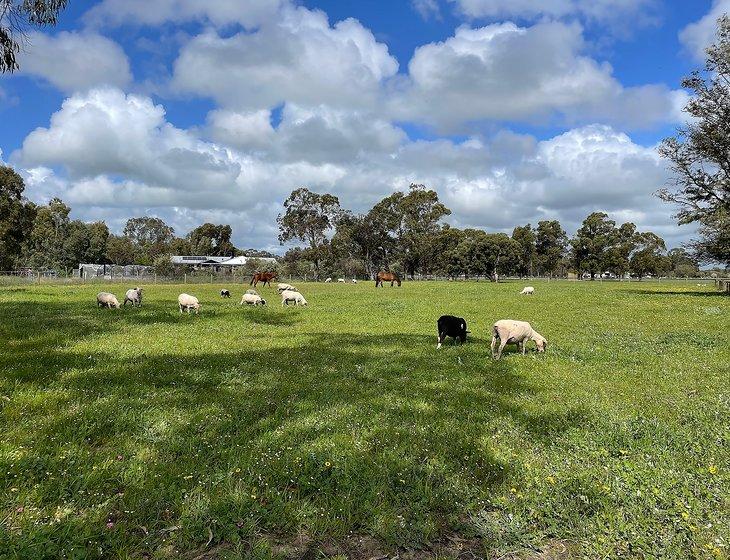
[491,319,547,359]
[97,292,120,309]
[520,286,535,295]
[123,287,143,307]
[220,289,231,298]
[325,277,332,283]
[178,293,201,314]
[277,283,297,293]
[281,289,307,307]
[245,289,259,295]
[240,293,266,306]
[436,315,469,349]
[337,278,345,283]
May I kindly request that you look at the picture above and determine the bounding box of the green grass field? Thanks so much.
[0,280,728,559]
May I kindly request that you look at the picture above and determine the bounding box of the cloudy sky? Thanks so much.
[0,0,725,251]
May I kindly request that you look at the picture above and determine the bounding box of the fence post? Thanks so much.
[184,273,187,284]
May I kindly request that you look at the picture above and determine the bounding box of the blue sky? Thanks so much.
[0,0,725,251]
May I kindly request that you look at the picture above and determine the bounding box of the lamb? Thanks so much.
[436,315,469,349]
[277,283,297,293]
[520,286,535,295]
[220,289,231,298]
[325,278,332,283]
[491,319,547,359]
[178,293,201,314]
[97,292,120,309]
[281,289,307,306]
[337,278,345,283]
[123,287,143,307]
[240,293,266,306]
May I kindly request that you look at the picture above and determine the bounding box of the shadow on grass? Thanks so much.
[0,302,590,557]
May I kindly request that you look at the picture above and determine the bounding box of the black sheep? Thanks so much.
[436,315,468,349]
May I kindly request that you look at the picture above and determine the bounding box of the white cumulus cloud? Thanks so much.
[450,0,658,28]
[18,32,132,93]
[679,0,730,61]
[171,6,398,112]
[389,21,683,130]
[12,88,691,250]
[84,0,286,29]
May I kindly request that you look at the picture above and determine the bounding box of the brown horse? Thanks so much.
[250,271,277,287]
[375,271,401,287]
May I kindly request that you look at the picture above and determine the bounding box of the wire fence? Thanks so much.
[0,270,726,287]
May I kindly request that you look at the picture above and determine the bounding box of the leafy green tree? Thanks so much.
[1,0,68,73]
[281,247,315,279]
[330,212,382,277]
[368,184,451,278]
[535,220,567,277]
[630,233,668,279]
[429,226,465,278]
[446,230,520,281]
[0,165,36,270]
[511,224,536,277]
[667,248,699,277]
[187,223,235,256]
[106,235,136,265]
[85,222,110,264]
[658,15,730,267]
[25,197,72,270]
[168,236,192,256]
[571,212,616,279]
[123,216,175,264]
[688,209,730,266]
[603,222,637,278]
[277,188,342,274]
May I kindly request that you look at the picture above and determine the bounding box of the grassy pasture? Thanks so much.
[0,280,728,559]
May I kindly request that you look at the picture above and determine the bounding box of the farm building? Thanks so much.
[170,255,277,270]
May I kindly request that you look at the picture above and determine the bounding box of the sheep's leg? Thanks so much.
[437,334,443,349]
[496,339,507,360]
[491,335,498,358]
[521,341,527,355]
[179,304,183,314]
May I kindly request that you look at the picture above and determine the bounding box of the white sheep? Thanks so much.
[178,293,201,314]
[281,289,307,307]
[520,286,535,295]
[240,293,266,306]
[245,289,259,295]
[97,292,120,309]
[123,287,143,307]
[491,319,547,359]
[325,277,332,283]
[337,278,345,283]
[277,283,297,293]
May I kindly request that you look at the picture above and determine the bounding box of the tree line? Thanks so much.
[276,184,700,281]
[0,167,274,273]
[0,165,710,279]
